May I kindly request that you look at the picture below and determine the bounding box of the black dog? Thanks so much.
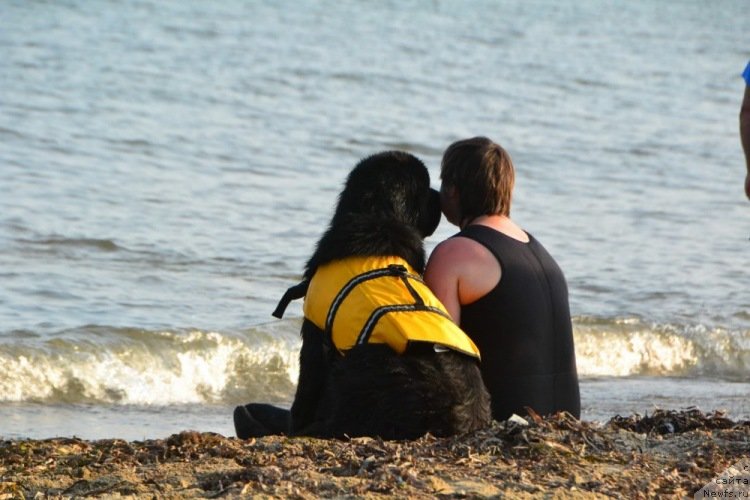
[235,151,491,439]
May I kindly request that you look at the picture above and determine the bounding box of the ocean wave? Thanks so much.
[21,237,122,253]
[0,322,301,406]
[0,317,747,405]
[574,316,749,380]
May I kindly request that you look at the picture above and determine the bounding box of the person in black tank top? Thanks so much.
[455,225,580,419]
[424,137,580,421]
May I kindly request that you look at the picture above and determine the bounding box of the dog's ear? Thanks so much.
[335,151,432,224]
[338,151,440,238]
[305,151,436,277]
[418,188,441,237]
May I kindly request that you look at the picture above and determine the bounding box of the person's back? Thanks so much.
[454,224,579,420]
[424,136,580,421]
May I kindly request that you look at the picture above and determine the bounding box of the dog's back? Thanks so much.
[324,343,491,439]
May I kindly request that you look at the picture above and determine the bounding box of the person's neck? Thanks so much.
[462,214,529,243]
[461,214,508,229]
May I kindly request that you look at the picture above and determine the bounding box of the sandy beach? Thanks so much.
[1,409,747,498]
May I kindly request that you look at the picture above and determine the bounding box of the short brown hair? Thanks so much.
[441,137,515,224]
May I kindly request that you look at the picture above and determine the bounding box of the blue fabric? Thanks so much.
[743,60,750,85]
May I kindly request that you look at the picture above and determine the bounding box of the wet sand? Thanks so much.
[1,409,747,498]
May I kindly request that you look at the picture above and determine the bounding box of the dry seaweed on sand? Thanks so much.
[607,407,740,434]
[1,409,748,498]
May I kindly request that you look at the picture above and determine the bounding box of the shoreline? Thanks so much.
[1,409,748,498]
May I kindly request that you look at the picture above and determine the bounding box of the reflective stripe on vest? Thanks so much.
[303,256,480,359]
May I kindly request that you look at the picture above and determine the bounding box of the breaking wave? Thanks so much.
[0,317,747,405]
[0,321,302,406]
[574,316,749,379]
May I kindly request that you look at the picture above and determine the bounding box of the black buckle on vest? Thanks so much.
[387,264,407,275]
[272,280,310,319]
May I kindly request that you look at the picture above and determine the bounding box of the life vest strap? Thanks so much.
[272,279,310,319]
[399,273,425,306]
[356,304,453,345]
[324,264,423,335]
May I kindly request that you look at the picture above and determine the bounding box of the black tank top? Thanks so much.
[456,224,580,420]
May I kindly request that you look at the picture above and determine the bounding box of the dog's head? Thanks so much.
[305,151,440,278]
[335,151,441,238]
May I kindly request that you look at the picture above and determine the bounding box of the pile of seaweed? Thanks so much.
[1,409,748,498]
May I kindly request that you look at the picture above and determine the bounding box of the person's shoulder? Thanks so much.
[433,234,484,254]
[429,235,493,267]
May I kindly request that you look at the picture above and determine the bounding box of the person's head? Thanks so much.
[439,136,515,228]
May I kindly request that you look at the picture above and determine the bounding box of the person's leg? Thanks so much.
[233,403,290,439]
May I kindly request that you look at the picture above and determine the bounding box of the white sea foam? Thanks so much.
[574,320,697,377]
[0,325,301,405]
[573,317,749,380]
[0,318,746,405]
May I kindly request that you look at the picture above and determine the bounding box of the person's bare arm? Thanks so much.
[741,85,750,200]
[425,237,502,324]
[424,240,463,324]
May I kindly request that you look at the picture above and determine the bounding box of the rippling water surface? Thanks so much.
[1,0,748,439]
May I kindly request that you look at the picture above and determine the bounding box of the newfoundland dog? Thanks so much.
[234,151,491,439]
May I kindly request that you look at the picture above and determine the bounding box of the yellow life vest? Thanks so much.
[302,256,481,359]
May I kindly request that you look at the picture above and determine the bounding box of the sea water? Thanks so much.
[1,0,748,440]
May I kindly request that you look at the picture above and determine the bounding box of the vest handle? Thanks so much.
[272,280,310,319]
